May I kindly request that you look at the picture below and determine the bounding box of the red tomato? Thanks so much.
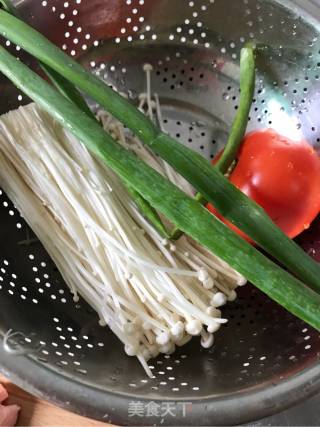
[207,129,320,240]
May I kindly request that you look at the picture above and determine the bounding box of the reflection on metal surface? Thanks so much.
[3,329,43,356]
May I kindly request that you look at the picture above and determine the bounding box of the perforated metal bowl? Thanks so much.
[0,0,320,425]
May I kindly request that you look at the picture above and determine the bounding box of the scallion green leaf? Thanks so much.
[215,45,256,174]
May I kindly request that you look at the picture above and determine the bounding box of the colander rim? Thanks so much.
[0,341,319,425]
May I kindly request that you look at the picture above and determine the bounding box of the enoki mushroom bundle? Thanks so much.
[0,83,246,376]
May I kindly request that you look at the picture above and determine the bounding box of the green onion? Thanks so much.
[171,46,255,229]
[43,66,97,122]
[186,44,256,229]
[1,10,320,294]
[125,185,171,239]
[215,45,256,174]
[0,45,319,331]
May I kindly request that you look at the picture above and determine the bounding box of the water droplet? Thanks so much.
[223,93,230,100]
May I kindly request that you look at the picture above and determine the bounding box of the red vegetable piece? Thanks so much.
[208,129,320,240]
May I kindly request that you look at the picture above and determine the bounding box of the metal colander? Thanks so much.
[0,0,320,425]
